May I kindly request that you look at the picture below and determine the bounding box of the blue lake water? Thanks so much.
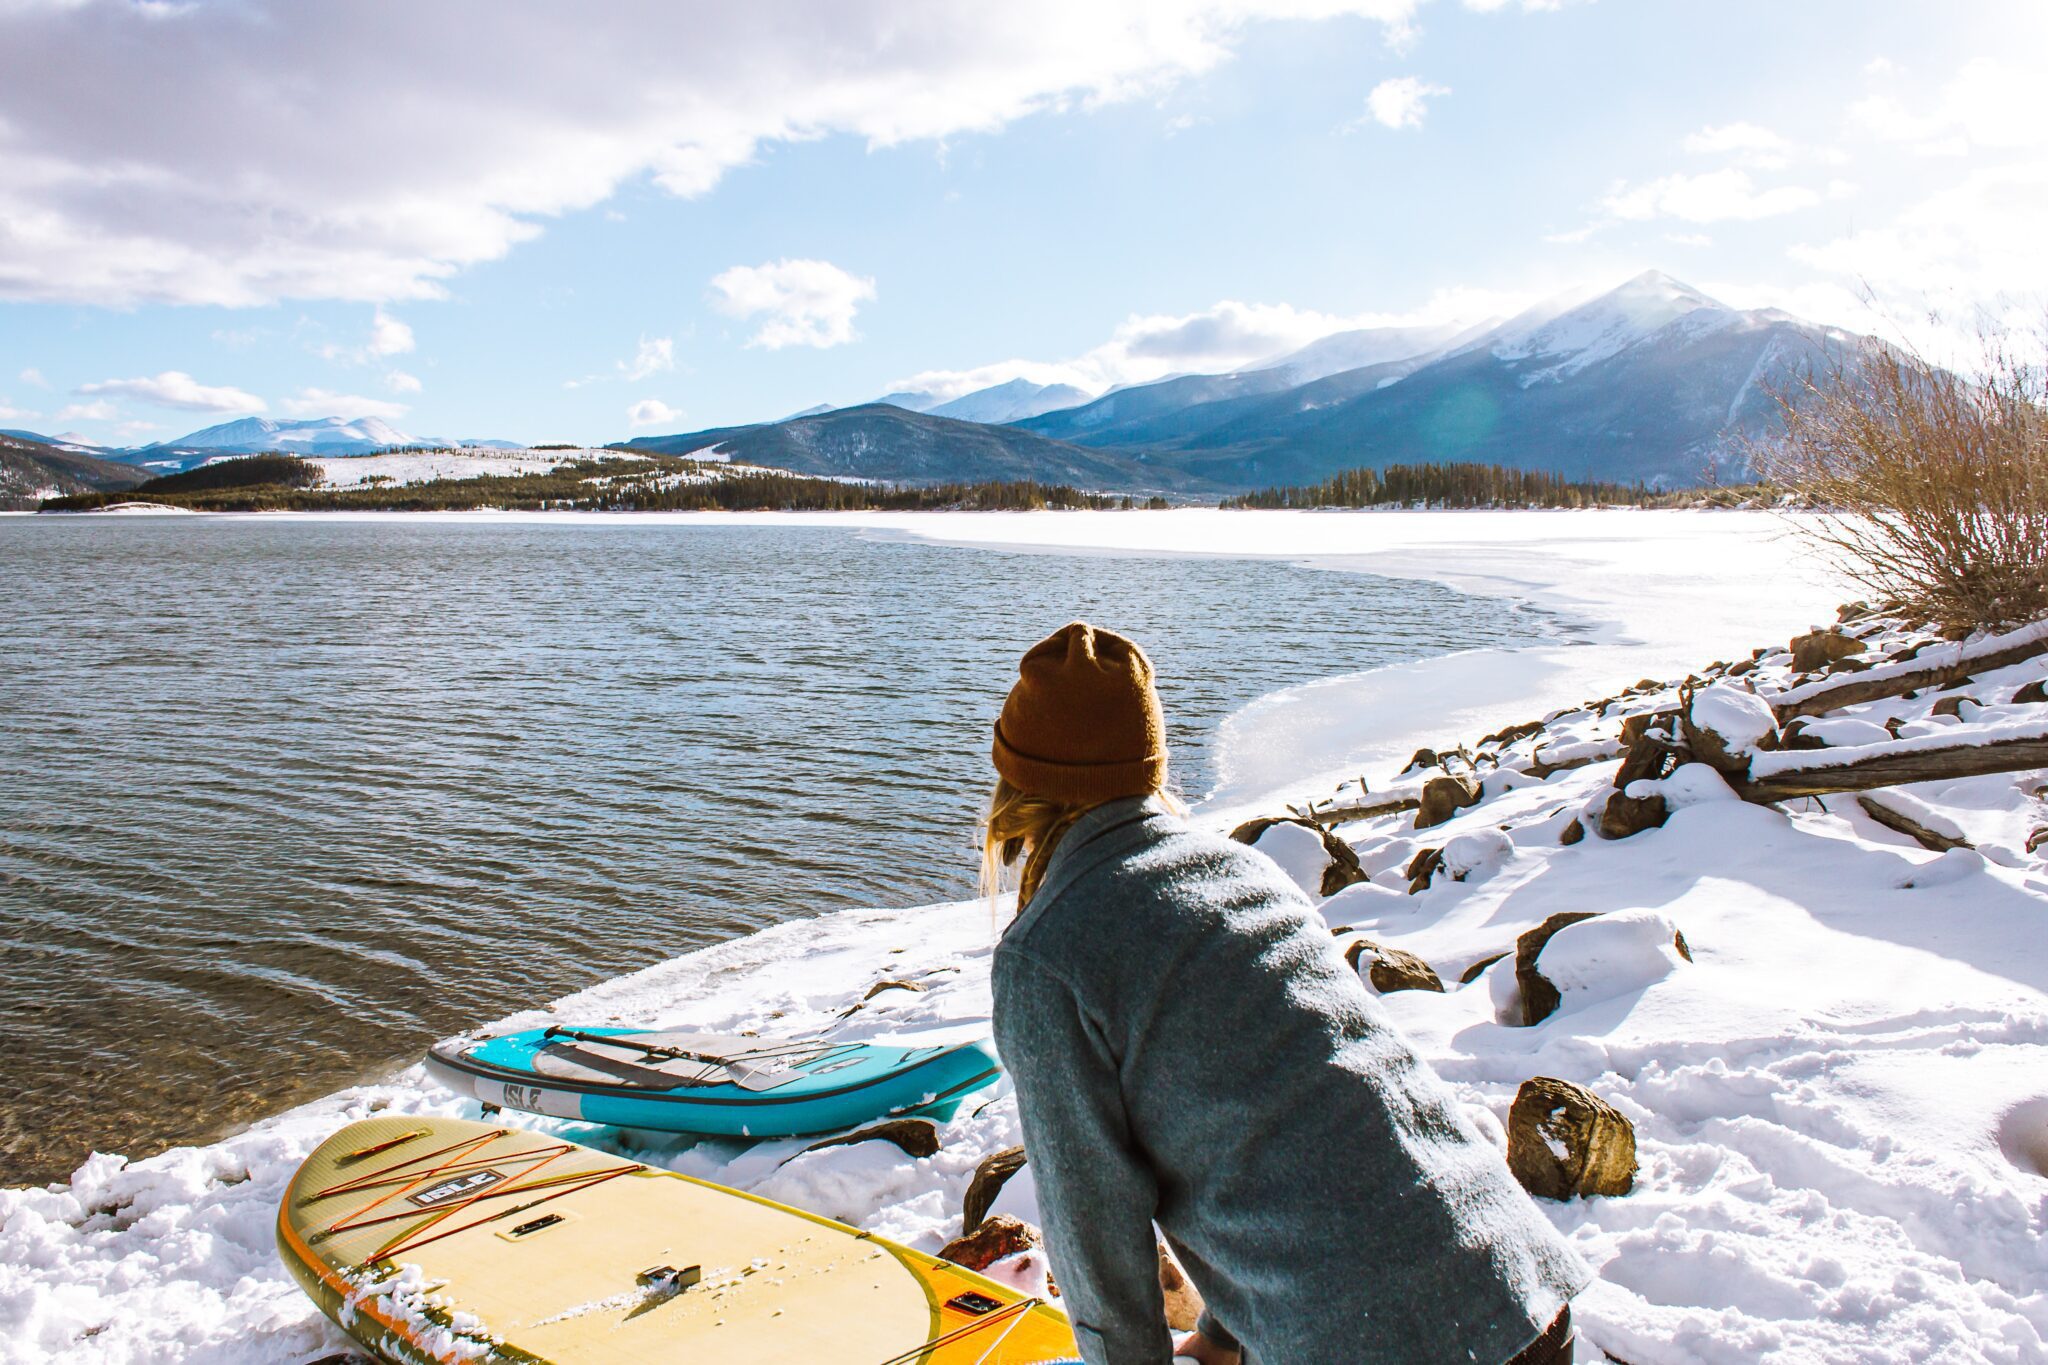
[0,515,1547,1182]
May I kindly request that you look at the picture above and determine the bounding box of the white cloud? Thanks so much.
[0,2,1428,308]
[1664,232,1711,248]
[1362,76,1448,130]
[76,370,266,413]
[1683,122,1792,168]
[279,387,409,419]
[319,307,416,363]
[19,367,48,388]
[1602,169,1820,223]
[620,336,675,380]
[888,285,1524,401]
[1791,162,2048,321]
[709,259,875,349]
[113,419,162,440]
[1851,60,2046,156]
[627,397,684,428]
[0,398,37,421]
[368,308,414,356]
[385,370,423,393]
[57,400,117,423]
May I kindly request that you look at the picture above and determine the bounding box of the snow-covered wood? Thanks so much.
[1769,618,2048,720]
[1739,720,2048,800]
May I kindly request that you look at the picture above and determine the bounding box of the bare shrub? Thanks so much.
[1756,324,2048,631]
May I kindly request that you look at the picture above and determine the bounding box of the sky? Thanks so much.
[0,0,2042,448]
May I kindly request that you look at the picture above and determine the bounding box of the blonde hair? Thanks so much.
[979,776,1186,920]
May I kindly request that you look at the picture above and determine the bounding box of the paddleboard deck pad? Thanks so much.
[279,1114,1077,1364]
[424,1027,1001,1138]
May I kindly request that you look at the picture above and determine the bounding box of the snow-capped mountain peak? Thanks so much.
[148,415,416,455]
[1483,270,1731,384]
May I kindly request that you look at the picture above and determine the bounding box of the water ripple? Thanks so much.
[0,517,1542,1182]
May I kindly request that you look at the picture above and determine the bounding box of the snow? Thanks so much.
[4,510,2045,1363]
[1688,683,1778,754]
[310,450,598,487]
[1482,271,1726,385]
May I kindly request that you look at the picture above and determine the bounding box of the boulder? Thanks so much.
[939,1213,1040,1271]
[1157,1240,1205,1331]
[802,1118,940,1160]
[1599,790,1669,840]
[1415,774,1482,830]
[1930,693,1979,718]
[961,1145,1027,1234]
[1404,845,1444,895]
[1682,683,1780,773]
[1791,627,1864,673]
[1514,911,1598,1026]
[1342,937,1445,994]
[2015,679,2048,705]
[1459,951,1509,985]
[1506,1077,1638,1200]
[1229,816,1367,897]
[1558,818,1585,846]
[1399,746,1442,776]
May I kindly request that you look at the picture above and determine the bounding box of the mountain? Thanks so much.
[1012,322,1466,449]
[144,415,415,458]
[873,390,943,413]
[1034,272,1853,490]
[1254,321,1474,386]
[0,431,147,509]
[620,404,1207,492]
[926,379,1095,424]
[1,427,115,456]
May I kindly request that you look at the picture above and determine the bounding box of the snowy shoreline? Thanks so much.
[5,510,2045,1363]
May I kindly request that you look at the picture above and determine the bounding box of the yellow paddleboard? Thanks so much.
[277,1114,1077,1364]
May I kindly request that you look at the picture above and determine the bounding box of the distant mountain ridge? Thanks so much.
[620,403,1203,492]
[1004,271,1851,489]
[0,431,147,508]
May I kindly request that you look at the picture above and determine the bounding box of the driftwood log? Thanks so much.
[1735,729,2048,801]
[1770,619,2048,721]
[1301,794,1421,825]
[1855,794,1972,852]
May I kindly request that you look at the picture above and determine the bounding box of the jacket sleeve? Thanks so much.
[994,948,1171,1365]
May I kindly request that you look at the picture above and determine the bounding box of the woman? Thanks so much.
[985,622,1588,1365]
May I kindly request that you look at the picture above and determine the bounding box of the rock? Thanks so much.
[1558,818,1585,846]
[939,1214,1040,1271]
[1442,828,1513,882]
[1342,937,1445,994]
[1837,600,1877,622]
[1613,714,1680,789]
[1682,683,1779,773]
[1779,719,1828,750]
[1415,774,1483,830]
[1229,816,1367,897]
[803,1118,940,1160]
[2015,679,2048,705]
[1157,1240,1205,1331]
[1506,1077,1638,1200]
[1514,911,1598,1026]
[2028,826,2047,855]
[1930,693,1978,718]
[1399,746,1442,775]
[961,1145,1027,1234]
[1599,790,1669,840]
[1459,951,1509,985]
[1479,719,1545,748]
[862,978,927,1001]
[1405,845,1443,895]
[1791,627,1864,673]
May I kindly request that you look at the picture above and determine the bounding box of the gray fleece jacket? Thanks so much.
[991,796,1588,1365]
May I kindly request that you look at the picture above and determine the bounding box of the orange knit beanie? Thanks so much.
[991,622,1168,802]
